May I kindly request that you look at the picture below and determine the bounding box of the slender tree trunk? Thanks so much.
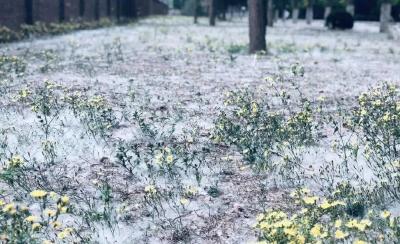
[248,0,266,53]
[230,6,234,20]
[106,0,111,16]
[274,9,279,23]
[94,0,99,20]
[346,0,355,16]
[324,6,332,19]
[267,0,274,27]
[25,0,33,24]
[306,5,313,25]
[209,0,217,26]
[346,4,355,16]
[116,0,121,21]
[221,11,227,21]
[194,0,199,24]
[149,0,154,15]
[292,8,299,23]
[380,3,392,33]
[59,0,65,22]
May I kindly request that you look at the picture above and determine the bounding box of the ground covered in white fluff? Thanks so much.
[0,16,399,243]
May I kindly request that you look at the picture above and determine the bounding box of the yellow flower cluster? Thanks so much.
[256,210,306,244]
[2,202,17,214]
[18,88,31,99]
[88,95,106,109]
[345,219,371,231]
[57,227,73,239]
[144,185,157,195]
[256,187,400,244]
[7,155,24,168]
[30,190,47,199]
[319,200,346,209]
[154,147,174,166]
[185,185,198,197]
[356,83,400,126]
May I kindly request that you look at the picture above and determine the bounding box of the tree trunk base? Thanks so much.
[306,6,313,25]
[292,8,299,24]
[346,4,355,16]
[248,0,266,53]
[380,3,392,33]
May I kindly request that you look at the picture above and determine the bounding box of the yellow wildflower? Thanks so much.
[256,213,265,222]
[320,200,331,209]
[251,102,259,115]
[303,196,318,205]
[359,219,372,230]
[258,221,269,230]
[335,230,348,239]
[166,154,174,164]
[335,219,342,228]
[32,223,42,231]
[310,224,324,238]
[346,219,358,228]
[180,198,189,205]
[43,209,57,217]
[382,112,391,122]
[19,89,30,98]
[360,109,367,116]
[353,240,368,244]
[57,231,69,239]
[155,153,163,165]
[30,190,47,199]
[3,203,16,213]
[144,185,157,195]
[8,155,24,167]
[25,215,38,223]
[331,200,345,206]
[300,208,308,214]
[381,210,391,219]
[60,195,69,204]
[297,235,305,244]
[186,186,198,196]
[284,227,297,236]
[60,206,68,213]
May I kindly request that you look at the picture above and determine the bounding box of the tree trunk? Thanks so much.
[116,0,121,21]
[324,6,331,19]
[267,0,274,27]
[345,0,354,16]
[274,9,279,23]
[25,0,33,24]
[209,0,217,26]
[149,0,154,15]
[59,0,65,22]
[306,5,313,25]
[94,0,99,20]
[106,0,111,16]
[292,8,299,24]
[194,0,199,24]
[346,4,355,16]
[221,11,227,21]
[380,3,392,33]
[248,0,266,53]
